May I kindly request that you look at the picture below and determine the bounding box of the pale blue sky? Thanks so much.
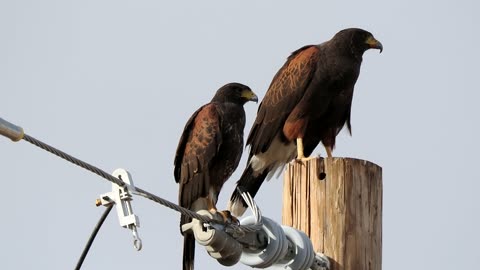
[1,1,479,269]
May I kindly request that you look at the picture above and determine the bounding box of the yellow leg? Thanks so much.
[207,197,217,214]
[207,197,239,224]
[217,210,239,224]
[325,146,333,158]
[295,138,316,163]
[296,138,305,159]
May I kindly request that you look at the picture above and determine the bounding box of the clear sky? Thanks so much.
[1,1,479,269]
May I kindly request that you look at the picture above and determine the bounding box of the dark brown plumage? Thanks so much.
[174,82,257,270]
[229,28,382,216]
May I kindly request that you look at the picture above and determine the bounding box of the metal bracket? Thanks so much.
[97,168,142,251]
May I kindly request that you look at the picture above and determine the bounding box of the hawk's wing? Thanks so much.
[174,103,222,210]
[247,45,322,156]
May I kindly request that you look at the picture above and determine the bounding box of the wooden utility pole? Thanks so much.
[282,157,382,270]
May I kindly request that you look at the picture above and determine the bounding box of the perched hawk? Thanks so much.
[174,83,257,270]
[229,28,383,216]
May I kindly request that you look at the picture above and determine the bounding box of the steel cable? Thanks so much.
[22,133,258,232]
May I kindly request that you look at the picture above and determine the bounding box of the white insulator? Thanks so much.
[270,226,315,270]
[201,228,243,266]
[183,210,243,266]
[240,216,288,268]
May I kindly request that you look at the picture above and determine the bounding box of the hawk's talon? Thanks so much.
[218,210,239,225]
[294,156,316,165]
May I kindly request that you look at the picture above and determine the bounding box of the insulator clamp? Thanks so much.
[182,210,243,266]
[97,168,142,251]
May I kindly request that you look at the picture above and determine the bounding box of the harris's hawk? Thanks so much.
[174,83,257,270]
[229,28,382,216]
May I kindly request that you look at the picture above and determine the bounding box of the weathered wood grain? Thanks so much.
[282,157,382,270]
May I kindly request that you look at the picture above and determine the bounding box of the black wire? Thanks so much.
[75,205,114,270]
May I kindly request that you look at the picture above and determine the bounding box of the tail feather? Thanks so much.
[228,165,268,217]
[182,233,195,270]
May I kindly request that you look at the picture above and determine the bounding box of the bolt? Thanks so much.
[95,198,102,206]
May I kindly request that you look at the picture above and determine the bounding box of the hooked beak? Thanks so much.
[250,93,259,103]
[366,36,383,53]
[242,90,258,103]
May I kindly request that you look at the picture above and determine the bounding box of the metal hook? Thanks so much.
[131,225,142,251]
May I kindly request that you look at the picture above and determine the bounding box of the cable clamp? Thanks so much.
[96,168,142,251]
[182,210,243,267]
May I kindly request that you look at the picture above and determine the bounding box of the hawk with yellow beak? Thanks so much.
[229,28,383,216]
[174,82,257,270]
